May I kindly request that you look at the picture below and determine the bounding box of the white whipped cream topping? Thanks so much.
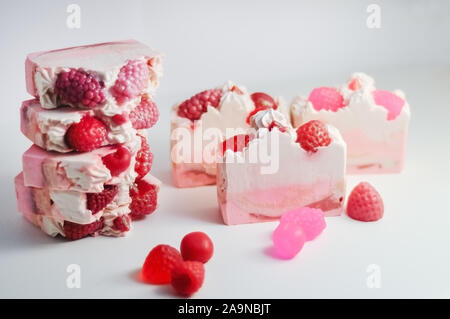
[250,109,289,130]
[40,216,64,237]
[100,206,131,237]
[290,73,410,142]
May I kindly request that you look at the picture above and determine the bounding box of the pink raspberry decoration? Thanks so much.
[130,95,159,129]
[347,182,384,222]
[177,89,223,121]
[55,69,106,108]
[308,87,345,112]
[348,78,361,91]
[111,60,150,104]
[280,207,326,241]
[296,120,331,153]
[372,90,405,120]
[273,222,306,259]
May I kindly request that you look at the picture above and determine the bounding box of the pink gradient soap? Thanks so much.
[217,109,346,225]
[290,73,410,174]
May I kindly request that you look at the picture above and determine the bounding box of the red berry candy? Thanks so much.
[347,182,384,222]
[102,145,132,176]
[180,232,214,264]
[221,134,252,155]
[65,115,107,152]
[177,89,222,121]
[86,185,119,214]
[171,261,205,297]
[142,245,183,284]
[295,120,331,152]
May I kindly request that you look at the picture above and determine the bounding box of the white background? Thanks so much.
[0,0,450,298]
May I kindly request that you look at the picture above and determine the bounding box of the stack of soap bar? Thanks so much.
[290,73,410,173]
[15,40,163,240]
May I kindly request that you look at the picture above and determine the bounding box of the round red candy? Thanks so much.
[180,232,214,263]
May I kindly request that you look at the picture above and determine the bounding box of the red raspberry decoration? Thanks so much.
[135,136,153,179]
[347,182,384,222]
[130,95,159,129]
[348,78,361,91]
[112,113,128,125]
[65,115,107,152]
[102,145,132,177]
[112,215,131,232]
[295,120,331,152]
[142,245,183,284]
[63,219,104,240]
[177,89,222,121]
[246,92,277,124]
[54,68,105,108]
[308,87,345,112]
[129,178,158,219]
[221,134,252,155]
[171,261,205,297]
[251,92,277,109]
[86,185,118,214]
[180,232,214,264]
[111,60,150,105]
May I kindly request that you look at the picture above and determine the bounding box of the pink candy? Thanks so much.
[273,207,326,259]
[372,90,405,121]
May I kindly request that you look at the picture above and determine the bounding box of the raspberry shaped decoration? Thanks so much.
[129,178,158,219]
[112,113,128,125]
[63,219,104,240]
[102,145,132,177]
[171,261,205,297]
[142,245,183,284]
[280,207,326,241]
[347,182,384,222]
[221,134,252,155]
[111,60,150,105]
[177,89,222,121]
[273,221,306,259]
[246,92,277,124]
[180,232,214,263]
[54,69,106,108]
[250,92,277,109]
[65,115,107,152]
[308,87,345,112]
[112,215,131,232]
[135,136,153,179]
[86,185,119,214]
[372,90,405,121]
[130,95,159,129]
[348,78,361,91]
[296,120,331,152]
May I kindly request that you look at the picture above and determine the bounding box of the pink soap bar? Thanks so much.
[25,39,162,109]
[22,134,143,192]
